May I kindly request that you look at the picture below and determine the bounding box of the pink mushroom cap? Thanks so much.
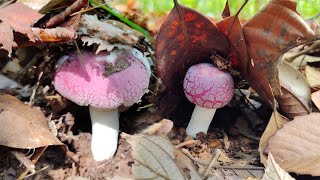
[54,49,149,109]
[183,63,234,109]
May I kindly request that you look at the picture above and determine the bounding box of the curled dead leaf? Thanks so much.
[242,0,320,104]
[0,2,43,56]
[259,111,289,166]
[305,65,320,88]
[79,14,141,53]
[276,61,311,119]
[0,94,63,149]
[268,113,320,176]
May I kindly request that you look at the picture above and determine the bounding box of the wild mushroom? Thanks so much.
[183,63,234,137]
[54,48,150,161]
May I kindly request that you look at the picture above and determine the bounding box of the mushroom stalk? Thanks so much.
[186,105,216,138]
[89,106,119,161]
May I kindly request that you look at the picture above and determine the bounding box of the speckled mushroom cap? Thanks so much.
[183,63,234,109]
[54,49,150,109]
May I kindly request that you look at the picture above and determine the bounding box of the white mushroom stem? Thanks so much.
[89,106,119,161]
[186,105,216,138]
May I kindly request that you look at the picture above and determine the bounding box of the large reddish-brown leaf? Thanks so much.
[156,0,230,93]
[216,16,248,74]
[242,0,320,104]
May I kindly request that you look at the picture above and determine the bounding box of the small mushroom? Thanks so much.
[183,63,234,137]
[54,48,150,161]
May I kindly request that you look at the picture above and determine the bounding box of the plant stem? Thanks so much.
[89,0,152,40]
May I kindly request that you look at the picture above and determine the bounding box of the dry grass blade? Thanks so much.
[268,113,320,176]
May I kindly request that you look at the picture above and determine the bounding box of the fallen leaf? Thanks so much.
[122,133,185,180]
[305,65,320,88]
[79,14,141,53]
[17,0,51,11]
[216,16,248,74]
[311,90,320,110]
[283,52,320,70]
[259,111,289,166]
[276,61,311,119]
[268,113,320,176]
[0,93,63,148]
[39,0,75,14]
[45,0,87,28]
[0,2,43,56]
[140,119,173,136]
[242,0,320,104]
[155,0,229,94]
[262,153,294,180]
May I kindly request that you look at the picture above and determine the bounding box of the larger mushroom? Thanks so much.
[54,48,150,161]
[183,63,234,137]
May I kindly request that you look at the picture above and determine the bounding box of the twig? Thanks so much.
[202,149,221,177]
[89,0,151,39]
[285,40,320,62]
[175,140,201,149]
[29,71,43,105]
[46,0,88,28]
[22,166,49,179]
[181,148,207,165]
[11,151,35,178]
[226,0,248,36]
[181,148,264,170]
[18,147,47,179]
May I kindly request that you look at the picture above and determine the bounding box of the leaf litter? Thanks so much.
[0,0,320,179]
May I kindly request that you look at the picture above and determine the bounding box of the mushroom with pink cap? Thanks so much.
[54,48,150,161]
[183,63,234,137]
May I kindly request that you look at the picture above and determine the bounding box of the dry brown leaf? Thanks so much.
[31,26,77,42]
[79,14,141,54]
[305,65,320,88]
[0,93,63,149]
[262,153,294,180]
[45,0,87,28]
[283,52,320,69]
[259,111,289,166]
[122,133,186,180]
[276,61,311,119]
[17,0,51,11]
[242,0,319,104]
[311,90,320,110]
[0,2,43,56]
[268,113,320,176]
[140,119,173,136]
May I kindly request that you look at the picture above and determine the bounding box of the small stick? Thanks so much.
[181,148,264,170]
[31,146,47,164]
[175,140,201,149]
[202,149,221,177]
[11,151,35,176]
[22,166,49,179]
[18,146,47,179]
[286,40,320,62]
